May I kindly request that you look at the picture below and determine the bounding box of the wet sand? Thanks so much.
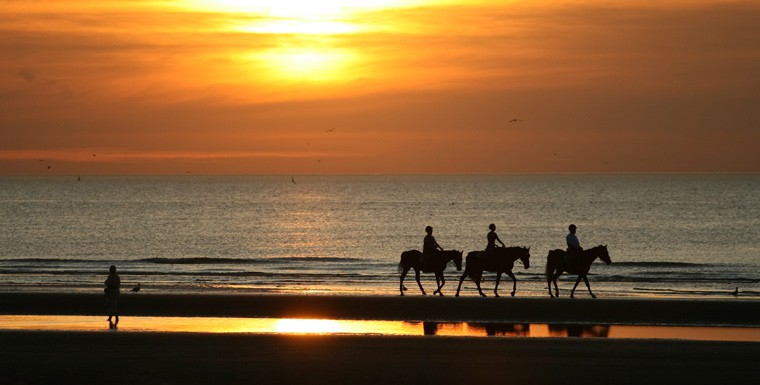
[1,294,759,384]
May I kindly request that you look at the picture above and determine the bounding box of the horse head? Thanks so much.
[597,245,612,265]
[520,246,531,269]
[453,250,463,271]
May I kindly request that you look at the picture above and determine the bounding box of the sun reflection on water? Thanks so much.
[2,316,758,342]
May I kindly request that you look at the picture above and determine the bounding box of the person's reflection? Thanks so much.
[423,321,439,335]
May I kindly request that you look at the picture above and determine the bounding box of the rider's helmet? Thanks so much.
[569,224,577,231]
[488,223,496,231]
[425,226,433,233]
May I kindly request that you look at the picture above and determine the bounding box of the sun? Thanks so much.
[253,48,356,82]
[275,319,341,334]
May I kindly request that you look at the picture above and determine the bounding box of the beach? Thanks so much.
[1,294,759,384]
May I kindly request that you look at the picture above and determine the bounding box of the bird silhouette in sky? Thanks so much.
[509,119,522,123]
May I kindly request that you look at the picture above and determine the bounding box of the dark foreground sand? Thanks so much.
[1,294,759,385]
[1,330,759,385]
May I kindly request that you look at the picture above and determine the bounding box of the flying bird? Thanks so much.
[325,128,335,133]
[509,119,522,123]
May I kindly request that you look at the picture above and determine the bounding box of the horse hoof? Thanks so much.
[455,293,460,297]
[510,292,515,297]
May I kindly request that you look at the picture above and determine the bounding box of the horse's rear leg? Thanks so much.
[475,273,486,297]
[548,272,561,298]
[415,268,426,295]
[400,267,409,296]
[455,271,468,297]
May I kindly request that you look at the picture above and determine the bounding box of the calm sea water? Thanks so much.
[1,175,758,298]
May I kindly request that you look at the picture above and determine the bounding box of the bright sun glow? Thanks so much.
[254,48,356,82]
[275,319,341,334]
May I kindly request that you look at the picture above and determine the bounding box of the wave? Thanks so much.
[612,262,710,268]
[136,256,365,264]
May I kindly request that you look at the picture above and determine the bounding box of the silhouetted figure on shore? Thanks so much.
[104,265,121,329]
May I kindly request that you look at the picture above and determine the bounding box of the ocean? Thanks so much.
[1,174,758,298]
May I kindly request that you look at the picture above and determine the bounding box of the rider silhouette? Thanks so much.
[566,224,583,262]
[485,223,505,257]
[422,226,443,270]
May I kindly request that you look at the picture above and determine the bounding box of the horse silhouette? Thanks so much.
[398,249,463,296]
[545,245,611,298]
[455,246,531,297]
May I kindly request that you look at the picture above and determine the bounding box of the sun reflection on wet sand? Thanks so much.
[1,316,759,342]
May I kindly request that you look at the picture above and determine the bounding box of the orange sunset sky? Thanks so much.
[1,0,759,175]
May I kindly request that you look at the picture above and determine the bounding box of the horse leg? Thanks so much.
[414,268,426,295]
[493,272,502,297]
[570,275,583,298]
[506,270,517,297]
[475,273,486,297]
[583,275,596,298]
[436,273,446,296]
[399,266,410,296]
[550,272,562,298]
[455,270,468,297]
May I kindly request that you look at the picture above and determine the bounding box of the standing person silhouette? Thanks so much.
[104,265,121,329]
[485,223,505,257]
[422,226,443,271]
[566,224,583,261]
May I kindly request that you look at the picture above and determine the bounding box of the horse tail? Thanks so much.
[397,262,403,274]
[464,252,479,281]
[545,249,562,279]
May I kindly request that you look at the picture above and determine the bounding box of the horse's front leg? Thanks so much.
[493,272,502,297]
[506,271,517,297]
[455,271,467,297]
[436,274,446,296]
[582,275,596,298]
[570,275,583,298]
[414,268,426,295]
